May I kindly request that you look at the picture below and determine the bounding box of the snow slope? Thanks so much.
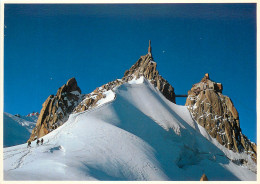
[3,78,256,181]
[4,113,38,147]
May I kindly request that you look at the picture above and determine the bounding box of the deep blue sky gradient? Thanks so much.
[4,4,256,142]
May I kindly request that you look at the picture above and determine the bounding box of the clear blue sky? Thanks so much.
[4,4,256,142]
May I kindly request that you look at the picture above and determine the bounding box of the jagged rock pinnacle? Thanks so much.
[29,77,83,141]
[122,49,175,103]
[185,74,257,162]
[76,41,176,112]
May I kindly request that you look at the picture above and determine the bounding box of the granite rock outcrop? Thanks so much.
[185,74,256,163]
[29,77,83,141]
[122,53,175,103]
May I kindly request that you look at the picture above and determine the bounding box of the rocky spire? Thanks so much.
[185,74,257,163]
[29,77,83,141]
[122,45,175,103]
[148,40,152,56]
[76,41,176,113]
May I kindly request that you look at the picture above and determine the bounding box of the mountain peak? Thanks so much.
[122,53,156,81]
[122,42,175,103]
[186,74,256,162]
[66,77,82,93]
[29,77,83,141]
[74,42,176,113]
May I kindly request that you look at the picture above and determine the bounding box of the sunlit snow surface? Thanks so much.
[4,78,256,181]
[4,113,37,147]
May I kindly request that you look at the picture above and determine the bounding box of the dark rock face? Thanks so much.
[185,74,257,162]
[29,78,83,141]
[122,54,175,103]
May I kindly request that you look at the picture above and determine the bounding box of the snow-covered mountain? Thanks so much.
[3,77,256,180]
[4,112,38,147]
[4,41,256,181]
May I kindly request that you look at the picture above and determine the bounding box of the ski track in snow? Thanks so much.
[4,149,28,161]
[11,149,31,170]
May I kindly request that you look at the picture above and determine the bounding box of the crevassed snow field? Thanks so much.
[4,78,256,181]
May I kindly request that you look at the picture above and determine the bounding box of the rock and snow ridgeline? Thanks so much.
[30,48,176,141]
